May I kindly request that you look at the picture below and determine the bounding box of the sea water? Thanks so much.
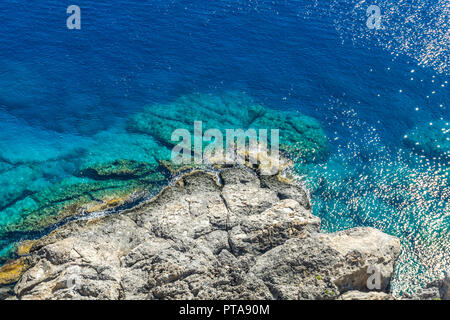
[0,0,448,296]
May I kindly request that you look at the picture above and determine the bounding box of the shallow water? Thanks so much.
[0,1,448,296]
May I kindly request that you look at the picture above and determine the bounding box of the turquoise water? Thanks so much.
[0,0,448,296]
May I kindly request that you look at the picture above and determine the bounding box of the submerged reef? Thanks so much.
[78,159,162,181]
[403,120,449,161]
[4,167,167,234]
[0,165,404,300]
[128,92,329,163]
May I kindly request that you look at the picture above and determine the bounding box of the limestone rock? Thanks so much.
[317,227,401,293]
[5,166,400,300]
[250,227,399,300]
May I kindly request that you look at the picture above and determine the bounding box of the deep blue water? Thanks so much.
[0,0,448,295]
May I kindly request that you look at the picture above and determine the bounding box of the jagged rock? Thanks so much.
[250,227,399,299]
[6,166,400,300]
[317,228,401,292]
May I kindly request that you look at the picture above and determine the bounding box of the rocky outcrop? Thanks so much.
[4,166,400,300]
[0,91,329,263]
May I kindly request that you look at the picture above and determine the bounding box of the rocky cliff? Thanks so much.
[1,165,402,300]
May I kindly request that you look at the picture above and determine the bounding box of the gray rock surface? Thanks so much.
[8,167,400,300]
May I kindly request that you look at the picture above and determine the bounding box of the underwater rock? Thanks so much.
[0,162,12,174]
[80,129,171,167]
[127,92,328,163]
[79,159,161,180]
[7,165,400,300]
[0,110,90,164]
[128,92,263,144]
[2,173,166,234]
[0,164,41,212]
[158,159,206,176]
[252,108,329,163]
[403,120,449,161]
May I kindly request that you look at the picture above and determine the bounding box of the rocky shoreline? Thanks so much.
[2,91,446,300]
[0,162,411,300]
